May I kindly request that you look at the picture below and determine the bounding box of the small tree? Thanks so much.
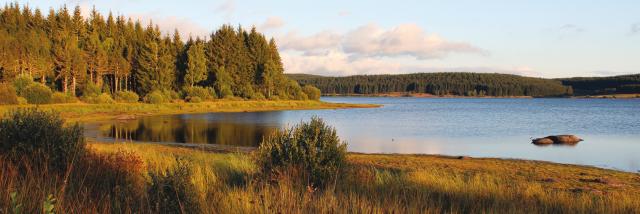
[256,117,347,189]
[184,42,207,87]
[0,109,85,171]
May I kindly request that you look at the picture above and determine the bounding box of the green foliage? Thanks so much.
[290,73,573,97]
[302,85,321,100]
[144,91,166,104]
[0,109,85,171]
[51,92,77,104]
[148,158,200,213]
[0,83,19,105]
[42,194,56,214]
[115,91,139,103]
[184,42,207,87]
[561,74,640,95]
[10,192,22,214]
[84,93,115,104]
[0,4,303,101]
[81,82,102,98]
[96,93,115,104]
[257,117,347,188]
[286,80,308,100]
[182,86,215,102]
[12,75,34,96]
[22,83,52,104]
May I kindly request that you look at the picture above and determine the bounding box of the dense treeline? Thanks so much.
[0,3,316,104]
[289,73,573,97]
[560,74,640,95]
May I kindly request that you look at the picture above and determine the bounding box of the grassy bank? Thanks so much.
[84,143,638,213]
[0,100,379,123]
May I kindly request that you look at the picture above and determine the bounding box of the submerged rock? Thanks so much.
[532,138,554,145]
[547,135,583,144]
[532,135,583,145]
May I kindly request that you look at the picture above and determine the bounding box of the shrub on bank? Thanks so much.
[0,83,19,105]
[302,85,321,100]
[0,109,84,171]
[82,82,102,98]
[256,117,347,188]
[22,83,52,104]
[183,86,215,102]
[12,74,34,96]
[115,91,140,103]
[148,158,200,213]
[51,92,77,104]
[84,93,115,104]
[144,91,166,104]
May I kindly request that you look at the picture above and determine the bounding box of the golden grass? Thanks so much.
[0,100,379,123]
[84,143,640,213]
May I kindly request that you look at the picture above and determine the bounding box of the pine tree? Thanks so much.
[184,41,207,87]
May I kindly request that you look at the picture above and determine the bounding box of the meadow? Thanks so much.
[3,141,637,213]
[0,100,378,123]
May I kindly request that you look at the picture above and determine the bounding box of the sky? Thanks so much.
[3,0,640,78]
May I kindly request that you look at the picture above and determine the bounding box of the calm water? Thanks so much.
[86,97,640,172]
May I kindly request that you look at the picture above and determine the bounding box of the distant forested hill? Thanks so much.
[288,73,573,97]
[559,74,640,95]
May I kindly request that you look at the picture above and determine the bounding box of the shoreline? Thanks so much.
[89,141,636,173]
[0,100,381,123]
[323,92,640,99]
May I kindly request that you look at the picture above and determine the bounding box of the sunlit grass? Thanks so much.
[0,100,379,123]
[85,143,640,213]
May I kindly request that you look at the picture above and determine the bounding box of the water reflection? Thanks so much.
[99,112,283,146]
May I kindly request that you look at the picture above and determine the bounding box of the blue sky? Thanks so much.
[4,0,640,78]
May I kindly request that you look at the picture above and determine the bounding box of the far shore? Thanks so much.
[0,100,380,123]
[323,92,640,99]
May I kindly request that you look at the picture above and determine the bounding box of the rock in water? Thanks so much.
[547,135,583,144]
[532,138,554,145]
[532,135,583,145]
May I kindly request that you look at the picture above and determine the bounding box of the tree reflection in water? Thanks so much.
[100,112,284,147]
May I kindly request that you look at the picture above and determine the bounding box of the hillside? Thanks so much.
[289,73,573,97]
[560,74,640,95]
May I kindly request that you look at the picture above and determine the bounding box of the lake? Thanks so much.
[86,97,640,172]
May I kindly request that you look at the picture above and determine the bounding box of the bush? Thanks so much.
[148,158,200,213]
[12,74,34,96]
[84,93,115,104]
[144,91,166,104]
[302,85,321,100]
[187,96,202,103]
[0,83,19,105]
[82,82,102,98]
[22,83,52,104]
[115,91,140,103]
[218,85,233,98]
[51,92,77,104]
[96,93,115,104]
[256,117,347,188]
[0,109,85,171]
[17,97,27,105]
[182,86,215,102]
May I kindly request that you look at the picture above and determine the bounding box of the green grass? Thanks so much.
[83,143,640,213]
[0,100,379,123]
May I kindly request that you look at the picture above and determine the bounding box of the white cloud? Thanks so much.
[128,13,210,39]
[216,0,235,19]
[277,23,482,60]
[276,23,494,76]
[343,23,482,59]
[631,23,640,35]
[279,31,342,54]
[258,16,285,31]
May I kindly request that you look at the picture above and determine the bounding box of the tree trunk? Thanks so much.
[63,76,68,93]
[71,76,76,96]
[40,75,45,84]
